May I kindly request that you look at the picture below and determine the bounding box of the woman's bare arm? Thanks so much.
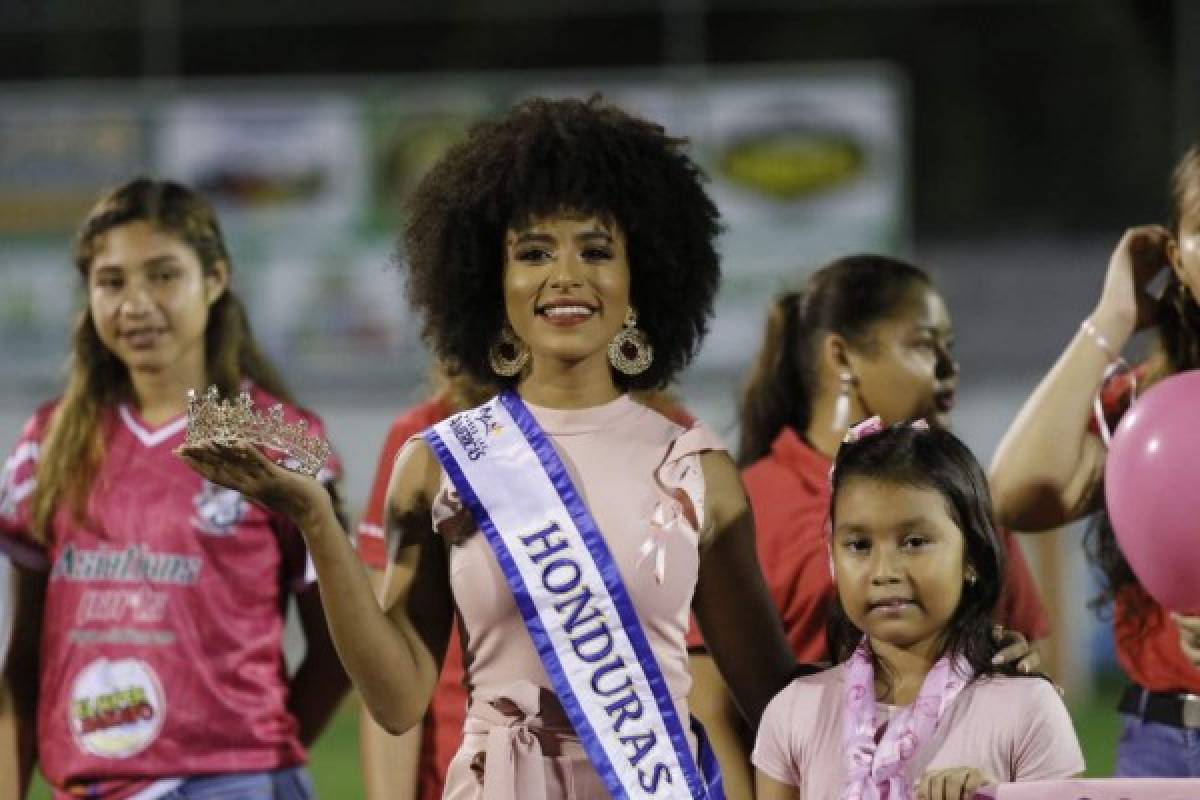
[990,226,1171,531]
[691,450,796,729]
[177,436,453,734]
[987,327,1111,531]
[0,565,45,799]
[687,653,754,800]
[359,564,421,800]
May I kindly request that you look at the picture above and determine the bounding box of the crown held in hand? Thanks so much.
[185,386,331,479]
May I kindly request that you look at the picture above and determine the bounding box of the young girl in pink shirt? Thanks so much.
[753,419,1083,800]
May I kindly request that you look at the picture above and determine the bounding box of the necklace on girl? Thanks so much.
[841,640,972,800]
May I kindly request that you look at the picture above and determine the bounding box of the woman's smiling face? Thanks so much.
[502,212,631,374]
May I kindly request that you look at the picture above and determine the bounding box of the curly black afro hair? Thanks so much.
[402,95,722,391]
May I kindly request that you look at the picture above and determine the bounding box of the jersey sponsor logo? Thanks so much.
[76,589,169,625]
[69,658,166,758]
[69,629,175,646]
[191,480,249,536]
[51,544,202,585]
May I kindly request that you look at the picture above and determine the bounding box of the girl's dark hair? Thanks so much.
[736,255,931,467]
[1089,144,1200,622]
[826,424,1027,685]
[1155,143,1200,380]
[403,95,721,391]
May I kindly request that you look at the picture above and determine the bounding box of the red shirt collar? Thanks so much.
[768,426,834,496]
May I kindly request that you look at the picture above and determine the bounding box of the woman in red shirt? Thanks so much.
[991,144,1200,776]
[737,255,1049,662]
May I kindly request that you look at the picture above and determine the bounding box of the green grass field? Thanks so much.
[28,676,1127,798]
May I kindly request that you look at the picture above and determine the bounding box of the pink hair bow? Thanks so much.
[842,415,885,444]
[831,417,931,485]
[842,416,930,445]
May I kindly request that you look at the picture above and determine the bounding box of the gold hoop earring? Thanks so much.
[608,307,653,376]
[488,324,529,377]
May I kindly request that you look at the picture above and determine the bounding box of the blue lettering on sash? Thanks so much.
[542,558,583,594]
[517,518,674,789]
[590,656,633,696]
[554,585,605,634]
[641,764,674,793]
[427,395,718,798]
[519,522,570,563]
[621,731,659,767]
[449,414,487,461]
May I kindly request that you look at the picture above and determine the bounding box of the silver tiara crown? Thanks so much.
[185,386,331,478]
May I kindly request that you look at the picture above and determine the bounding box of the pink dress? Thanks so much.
[430,394,722,800]
[753,665,1085,799]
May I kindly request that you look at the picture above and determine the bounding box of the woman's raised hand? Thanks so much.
[176,439,331,526]
[1095,225,1173,340]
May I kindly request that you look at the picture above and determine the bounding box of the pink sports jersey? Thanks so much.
[0,385,340,799]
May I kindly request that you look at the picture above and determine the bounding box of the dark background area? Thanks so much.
[0,0,1193,236]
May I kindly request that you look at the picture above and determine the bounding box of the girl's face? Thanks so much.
[847,287,958,428]
[832,477,968,659]
[88,221,226,385]
[503,212,631,375]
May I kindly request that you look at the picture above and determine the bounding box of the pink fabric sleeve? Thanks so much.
[751,681,803,787]
[654,422,727,536]
[431,470,462,534]
[1011,679,1086,780]
[0,409,51,571]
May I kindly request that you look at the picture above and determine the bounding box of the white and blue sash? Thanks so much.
[423,391,722,800]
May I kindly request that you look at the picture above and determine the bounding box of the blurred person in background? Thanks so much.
[990,144,1200,777]
[0,556,10,670]
[737,255,1049,659]
[179,96,797,799]
[0,178,349,799]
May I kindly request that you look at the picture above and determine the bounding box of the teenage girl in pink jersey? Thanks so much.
[754,420,1083,800]
[0,178,349,799]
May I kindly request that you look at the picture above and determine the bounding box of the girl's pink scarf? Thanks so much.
[841,640,972,800]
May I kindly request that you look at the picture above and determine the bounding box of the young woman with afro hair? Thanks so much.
[180,95,796,799]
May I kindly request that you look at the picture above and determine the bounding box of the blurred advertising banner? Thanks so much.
[523,69,906,375]
[157,95,366,231]
[0,101,149,235]
[0,66,905,398]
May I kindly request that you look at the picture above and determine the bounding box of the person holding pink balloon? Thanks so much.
[991,143,1200,777]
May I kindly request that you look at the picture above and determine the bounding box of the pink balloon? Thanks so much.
[1105,370,1200,613]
